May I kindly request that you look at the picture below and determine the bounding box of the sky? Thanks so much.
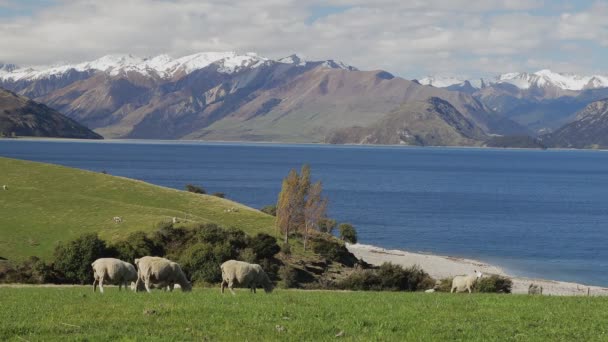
[0,0,606,79]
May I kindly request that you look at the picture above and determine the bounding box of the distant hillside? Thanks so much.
[541,99,608,149]
[0,88,101,139]
[326,97,487,146]
[484,135,546,149]
[0,52,525,144]
[0,157,273,261]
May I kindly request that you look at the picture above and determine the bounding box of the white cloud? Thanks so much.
[0,0,605,79]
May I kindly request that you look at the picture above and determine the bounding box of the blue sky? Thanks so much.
[0,0,606,79]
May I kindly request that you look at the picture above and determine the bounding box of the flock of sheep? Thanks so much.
[91,257,273,294]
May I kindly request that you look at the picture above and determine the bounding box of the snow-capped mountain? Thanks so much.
[420,70,608,91]
[0,52,356,81]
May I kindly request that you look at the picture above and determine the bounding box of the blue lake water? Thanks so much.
[2,139,608,286]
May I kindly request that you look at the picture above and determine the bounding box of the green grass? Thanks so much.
[0,157,275,261]
[1,287,608,341]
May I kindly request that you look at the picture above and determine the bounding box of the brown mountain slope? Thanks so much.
[541,99,608,149]
[0,88,102,139]
[325,97,487,146]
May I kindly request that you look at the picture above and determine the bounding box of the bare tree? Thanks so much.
[303,181,327,250]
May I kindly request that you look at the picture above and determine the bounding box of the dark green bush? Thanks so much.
[112,231,164,263]
[476,275,512,293]
[179,242,234,283]
[281,242,292,255]
[435,278,453,292]
[212,192,225,198]
[337,263,434,291]
[185,184,206,194]
[311,238,357,266]
[260,204,277,216]
[53,233,112,284]
[338,223,357,244]
[249,233,280,260]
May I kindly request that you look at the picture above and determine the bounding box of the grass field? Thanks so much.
[0,157,275,261]
[1,287,608,341]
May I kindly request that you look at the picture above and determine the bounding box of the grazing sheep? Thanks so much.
[91,258,138,294]
[113,216,122,223]
[451,270,483,293]
[220,260,273,295]
[528,283,543,295]
[2,185,6,190]
[134,256,191,293]
[172,217,178,224]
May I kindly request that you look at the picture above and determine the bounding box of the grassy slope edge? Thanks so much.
[0,157,275,261]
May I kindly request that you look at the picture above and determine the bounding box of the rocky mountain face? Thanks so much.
[540,99,608,149]
[0,88,102,139]
[0,52,523,144]
[420,70,608,134]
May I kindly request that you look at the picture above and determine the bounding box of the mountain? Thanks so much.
[419,70,608,134]
[0,52,523,144]
[540,99,608,149]
[326,97,487,146]
[0,88,102,139]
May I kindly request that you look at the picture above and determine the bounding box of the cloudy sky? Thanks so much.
[0,0,606,79]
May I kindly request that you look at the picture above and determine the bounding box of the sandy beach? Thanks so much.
[347,243,608,296]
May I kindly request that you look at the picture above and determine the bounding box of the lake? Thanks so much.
[2,139,608,285]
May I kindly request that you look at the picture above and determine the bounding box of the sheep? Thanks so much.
[172,217,178,224]
[220,260,273,295]
[91,258,138,294]
[113,216,122,223]
[2,185,6,190]
[134,256,192,293]
[451,270,483,293]
[528,283,543,295]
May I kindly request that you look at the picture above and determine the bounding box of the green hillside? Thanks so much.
[0,157,275,261]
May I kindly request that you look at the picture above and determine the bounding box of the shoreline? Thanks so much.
[347,243,608,296]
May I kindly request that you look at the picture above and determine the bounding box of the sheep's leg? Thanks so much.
[135,277,143,292]
[169,284,175,292]
[450,287,455,293]
[228,281,236,295]
[93,277,98,292]
[99,276,105,294]
[221,280,226,294]
[144,277,152,293]
[467,286,471,294]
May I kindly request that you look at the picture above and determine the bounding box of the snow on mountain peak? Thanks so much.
[495,70,608,90]
[278,54,307,66]
[418,75,467,88]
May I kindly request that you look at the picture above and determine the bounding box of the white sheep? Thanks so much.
[134,256,192,293]
[91,258,138,294]
[220,260,273,295]
[528,283,543,295]
[451,270,483,293]
[2,185,7,190]
[113,216,122,223]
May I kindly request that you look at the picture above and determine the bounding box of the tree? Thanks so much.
[276,169,301,243]
[303,181,327,250]
[338,223,358,244]
[318,218,337,234]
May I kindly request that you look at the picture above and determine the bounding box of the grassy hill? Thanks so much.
[0,157,275,261]
[2,287,607,341]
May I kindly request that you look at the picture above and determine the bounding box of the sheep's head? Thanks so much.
[474,270,483,279]
[181,280,193,292]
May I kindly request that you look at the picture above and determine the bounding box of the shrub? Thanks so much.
[260,204,277,216]
[185,184,206,194]
[239,248,257,263]
[112,231,164,262]
[212,192,225,198]
[278,265,299,289]
[476,275,512,293]
[179,242,234,283]
[318,218,337,234]
[249,233,280,260]
[337,263,435,291]
[311,238,358,266]
[53,233,112,284]
[435,277,454,292]
[338,223,357,244]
